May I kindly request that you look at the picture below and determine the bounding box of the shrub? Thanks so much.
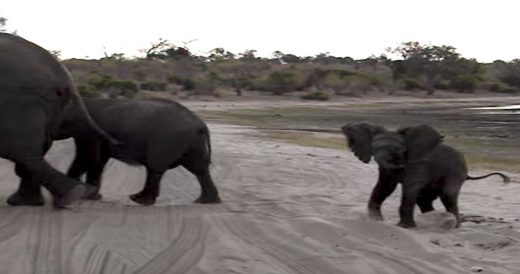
[181,78,195,91]
[78,85,101,98]
[266,71,296,95]
[450,76,476,92]
[300,90,330,101]
[87,73,113,90]
[140,81,168,91]
[433,80,449,90]
[184,75,217,95]
[167,74,182,84]
[402,78,422,91]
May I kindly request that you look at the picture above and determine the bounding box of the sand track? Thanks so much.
[0,124,519,273]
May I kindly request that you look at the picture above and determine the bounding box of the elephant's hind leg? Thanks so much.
[181,153,221,204]
[440,180,462,228]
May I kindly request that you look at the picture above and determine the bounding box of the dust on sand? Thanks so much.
[0,123,519,273]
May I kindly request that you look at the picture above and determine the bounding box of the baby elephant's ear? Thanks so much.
[341,122,385,163]
[398,124,443,159]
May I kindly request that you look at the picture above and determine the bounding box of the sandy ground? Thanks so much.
[0,122,520,273]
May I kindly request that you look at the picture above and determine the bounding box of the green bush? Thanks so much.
[181,78,195,91]
[140,81,167,91]
[167,75,182,84]
[300,91,330,101]
[402,78,422,91]
[450,76,476,92]
[87,73,113,90]
[191,77,217,95]
[266,71,296,95]
[433,80,449,90]
[78,85,101,98]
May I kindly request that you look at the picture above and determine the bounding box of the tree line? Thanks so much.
[1,17,519,100]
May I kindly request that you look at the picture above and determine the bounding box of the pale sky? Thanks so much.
[1,0,519,62]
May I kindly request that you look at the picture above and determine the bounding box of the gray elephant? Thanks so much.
[0,33,119,207]
[342,122,509,228]
[48,97,220,205]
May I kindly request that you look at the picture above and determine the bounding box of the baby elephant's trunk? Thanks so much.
[467,172,510,183]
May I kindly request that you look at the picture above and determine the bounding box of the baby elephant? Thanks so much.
[55,97,221,205]
[342,122,509,228]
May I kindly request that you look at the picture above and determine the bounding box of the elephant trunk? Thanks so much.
[374,150,405,170]
[65,68,121,145]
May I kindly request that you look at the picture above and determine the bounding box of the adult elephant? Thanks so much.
[341,122,509,228]
[0,33,119,207]
[49,97,220,205]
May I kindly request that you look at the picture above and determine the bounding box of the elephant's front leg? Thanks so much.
[397,180,424,228]
[368,170,398,221]
[7,164,44,206]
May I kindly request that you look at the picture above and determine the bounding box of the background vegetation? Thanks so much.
[2,17,520,100]
[60,39,520,100]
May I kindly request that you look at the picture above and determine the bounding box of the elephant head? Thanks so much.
[342,122,443,170]
[341,122,389,164]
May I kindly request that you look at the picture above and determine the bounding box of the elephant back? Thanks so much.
[0,33,69,94]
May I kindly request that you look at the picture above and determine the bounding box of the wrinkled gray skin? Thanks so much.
[342,122,509,228]
[33,97,220,205]
[0,33,119,208]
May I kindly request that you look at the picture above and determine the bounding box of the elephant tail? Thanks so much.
[64,66,122,146]
[467,172,510,183]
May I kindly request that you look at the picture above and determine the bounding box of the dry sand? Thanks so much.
[0,123,519,274]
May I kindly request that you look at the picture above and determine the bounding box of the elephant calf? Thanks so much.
[342,122,509,228]
[53,97,221,205]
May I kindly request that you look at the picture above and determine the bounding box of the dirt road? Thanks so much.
[0,123,519,274]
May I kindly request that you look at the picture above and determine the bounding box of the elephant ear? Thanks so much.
[341,122,385,163]
[397,124,443,160]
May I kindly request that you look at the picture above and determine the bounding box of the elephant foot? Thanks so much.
[195,195,221,204]
[6,192,44,206]
[129,193,156,206]
[53,184,87,209]
[368,210,384,221]
[82,192,102,201]
[396,221,417,229]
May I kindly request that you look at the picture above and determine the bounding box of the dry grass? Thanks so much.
[248,131,347,150]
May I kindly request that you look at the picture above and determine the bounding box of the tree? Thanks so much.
[207,48,235,62]
[140,38,172,59]
[0,17,6,32]
[494,59,520,88]
[239,49,257,61]
[387,42,479,94]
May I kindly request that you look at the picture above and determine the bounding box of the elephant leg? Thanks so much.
[181,148,221,204]
[66,156,87,180]
[7,164,44,206]
[129,168,165,206]
[188,165,221,204]
[78,140,109,200]
[16,158,87,208]
[397,181,423,228]
[83,153,109,201]
[66,138,91,180]
[440,180,462,228]
[417,187,438,214]
[367,171,398,221]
